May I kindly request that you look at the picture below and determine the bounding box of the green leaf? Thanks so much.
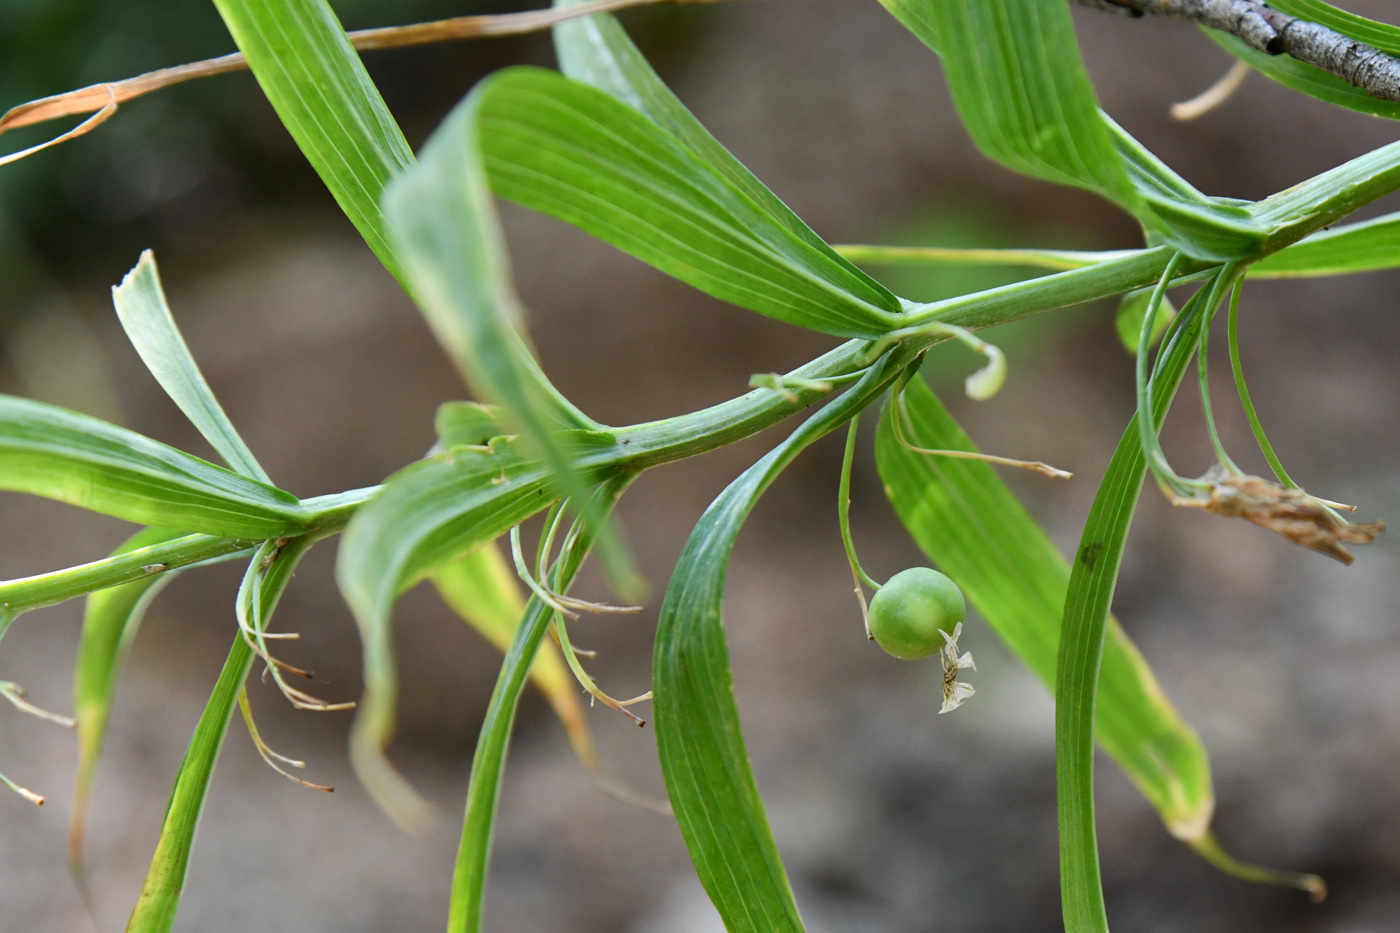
[1056,274,1220,932]
[0,395,305,537]
[476,67,904,339]
[1115,287,1177,355]
[383,83,595,428]
[126,536,311,933]
[877,0,1273,260]
[208,0,416,287]
[446,477,630,933]
[1104,115,1268,260]
[551,1,897,302]
[1249,210,1400,277]
[1138,194,1269,263]
[654,358,902,932]
[435,401,506,450]
[335,439,559,827]
[1105,114,1211,207]
[112,250,269,482]
[71,527,189,875]
[878,0,1138,211]
[875,376,1211,842]
[382,72,637,602]
[1208,30,1400,120]
[1268,0,1400,55]
[430,539,594,768]
[212,0,601,454]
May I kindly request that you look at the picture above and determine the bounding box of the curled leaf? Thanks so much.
[964,343,1006,400]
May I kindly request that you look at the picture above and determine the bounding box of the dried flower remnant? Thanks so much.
[1171,466,1384,565]
[938,622,976,714]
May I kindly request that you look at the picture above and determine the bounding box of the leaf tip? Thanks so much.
[349,713,435,833]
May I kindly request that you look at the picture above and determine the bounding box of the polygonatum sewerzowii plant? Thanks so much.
[8,0,1400,927]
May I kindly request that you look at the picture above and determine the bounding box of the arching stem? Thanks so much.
[839,416,879,638]
[1227,278,1298,489]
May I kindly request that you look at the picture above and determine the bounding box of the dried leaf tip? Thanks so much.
[1172,466,1384,565]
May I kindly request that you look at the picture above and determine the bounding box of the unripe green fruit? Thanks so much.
[868,567,966,660]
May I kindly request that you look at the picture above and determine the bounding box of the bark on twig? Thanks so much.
[1075,0,1400,104]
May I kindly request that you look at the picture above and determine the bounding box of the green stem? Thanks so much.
[15,184,1399,617]
[834,244,1134,271]
[535,500,567,580]
[1253,137,1400,248]
[126,534,312,931]
[0,244,1172,615]
[0,536,255,615]
[448,473,635,933]
[1135,253,1190,495]
[1198,291,1242,474]
[903,246,1212,328]
[1227,280,1299,489]
[838,417,879,639]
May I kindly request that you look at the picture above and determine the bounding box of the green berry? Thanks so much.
[868,567,966,660]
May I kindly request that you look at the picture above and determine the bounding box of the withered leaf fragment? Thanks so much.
[1173,466,1384,565]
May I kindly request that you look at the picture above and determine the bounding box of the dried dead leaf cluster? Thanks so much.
[1172,466,1384,565]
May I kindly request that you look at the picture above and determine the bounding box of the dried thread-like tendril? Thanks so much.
[0,681,75,729]
[1171,61,1251,121]
[239,689,333,792]
[890,371,1072,479]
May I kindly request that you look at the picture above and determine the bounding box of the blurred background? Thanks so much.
[2,0,1399,929]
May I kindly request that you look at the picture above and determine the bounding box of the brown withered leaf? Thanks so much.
[1172,467,1384,565]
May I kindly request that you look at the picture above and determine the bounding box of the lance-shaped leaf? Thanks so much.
[70,526,189,874]
[208,0,415,287]
[0,395,305,537]
[211,0,592,435]
[875,376,1211,841]
[430,539,594,769]
[383,71,636,605]
[1269,0,1400,54]
[383,82,597,432]
[111,251,268,482]
[446,477,630,933]
[1056,276,1220,932]
[72,269,271,874]
[880,0,1274,260]
[655,360,901,932]
[476,67,904,339]
[1248,210,1400,277]
[1106,117,1267,261]
[1208,30,1400,121]
[878,0,1138,212]
[335,438,564,827]
[126,536,311,933]
[551,0,898,302]
[1115,287,1177,355]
